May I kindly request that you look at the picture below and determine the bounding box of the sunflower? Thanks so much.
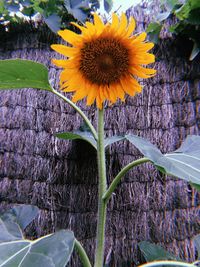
[51,13,156,109]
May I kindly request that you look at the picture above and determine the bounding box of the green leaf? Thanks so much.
[125,135,200,185]
[125,135,163,162]
[1,205,39,231]
[0,218,23,243]
[146,22,162,44]
[104,135,125,148]
[0,205,75,266]
[175,0,200,20]
[190,182,200,192]
[193,234,200,259]
[189,41,200,60]
[0,230,75,267]
[0,59,52,91]
[138,241,178,261]
[55,131,97,149]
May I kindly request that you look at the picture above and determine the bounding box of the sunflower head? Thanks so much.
[51,13,156,109]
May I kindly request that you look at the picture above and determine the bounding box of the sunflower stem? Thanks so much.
[94,108,107,267]
[51,88,98,140]
[102,157,150,203]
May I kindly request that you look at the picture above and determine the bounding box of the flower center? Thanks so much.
[79,37,129,85]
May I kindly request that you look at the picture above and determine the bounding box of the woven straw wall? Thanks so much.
[0,5,200,267]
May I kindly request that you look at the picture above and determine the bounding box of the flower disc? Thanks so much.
[51,13,156,109]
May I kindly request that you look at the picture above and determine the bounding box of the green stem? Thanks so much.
[139,261,195,267]
[51,88,98,140]
[102,157,150,203]
[74,239,92,267]
[94,108,107,267]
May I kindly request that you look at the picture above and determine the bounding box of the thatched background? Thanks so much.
[0,4,200,267]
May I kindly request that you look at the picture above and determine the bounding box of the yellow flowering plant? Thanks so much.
[0,12,200,267]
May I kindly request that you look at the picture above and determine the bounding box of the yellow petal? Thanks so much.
[131,53,155,65]
[135,42,154,52]
[85,21,97,35]
[87,86,98,106]
[70,22,86,33]
[110,13,119,31]
[60,82,75,92]
[107,85,117,103]
[58,30,80,45]
[121,76,142,96]
[126,16,136,36]
[118,13,128,34]
[51,59,69,68]
[72,85,89,102]
[93,13,104,34]
[130,66,156,78]
[96,93,103,109]
[131,32,147,44]
[51,45,77,57]
[115,83,125,101]
[102,86,110,99]
[120,77,134,96]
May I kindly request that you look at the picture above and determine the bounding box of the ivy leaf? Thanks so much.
[55,131,97,149]
[146,22,162,44]
[0,59,52,91]
[125,135,200,185]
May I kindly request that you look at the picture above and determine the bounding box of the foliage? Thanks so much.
[0,0,113,32]
[146,0,200,60]
[0,205,75,267]
[125,134,200,187]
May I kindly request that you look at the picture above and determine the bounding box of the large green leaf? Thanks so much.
[104,135,125,148]
[55,131,97,149]
[138,241,178,262]
[146,22,162,44]
[0,230,75,267]
[1,205,39,231]
[125,135,200,185]
[0,59,52,91]
[0,205,75,267]
[0,218,23,243]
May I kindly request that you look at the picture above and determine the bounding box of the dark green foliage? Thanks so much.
[0,0,113,32]
[147,0,200,60]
